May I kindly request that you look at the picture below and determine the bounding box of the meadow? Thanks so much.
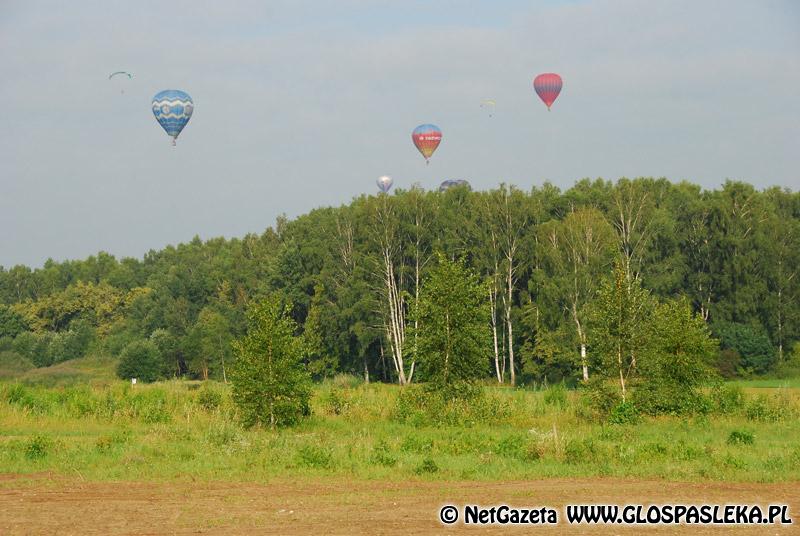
[1,358,799,485]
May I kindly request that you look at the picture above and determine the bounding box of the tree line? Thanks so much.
[0,178,798,386]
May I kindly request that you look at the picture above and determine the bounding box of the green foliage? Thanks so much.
[296,444,333,469]
[116,340,163,383]
[24,434,53,460]
[231,298,311,428]
[714,322,776,374]
[414,254,489,387]
[413,457,439,475]
[394,384,510,426]
[710,383,745,414]
[608,401,640,425]
[196,385,224,411]
[369,439,397,467]
[0,178,797,388]
[0,305,29,338]
[727,430,754,446]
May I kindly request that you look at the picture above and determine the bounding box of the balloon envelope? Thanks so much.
[152,89,194,143]
[438,179,471,192]
[412,124,442,163]
[376,175,393,193]
[533,73,562,110]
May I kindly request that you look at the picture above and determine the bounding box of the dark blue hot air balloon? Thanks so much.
[438,179,471,192]
[152,90,194,145]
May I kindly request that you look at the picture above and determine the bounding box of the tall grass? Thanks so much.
[0,379,798,483]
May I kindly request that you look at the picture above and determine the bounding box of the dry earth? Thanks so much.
[0,473,797,535]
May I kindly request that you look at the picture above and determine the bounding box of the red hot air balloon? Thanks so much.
[412,124,442,164]
[533,73,562,110]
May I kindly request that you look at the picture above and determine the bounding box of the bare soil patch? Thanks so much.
[0,474,796,535]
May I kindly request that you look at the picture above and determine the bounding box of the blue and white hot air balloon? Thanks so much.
[152,90,193,145]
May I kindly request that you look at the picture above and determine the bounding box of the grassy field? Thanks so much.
[1,369,799,485]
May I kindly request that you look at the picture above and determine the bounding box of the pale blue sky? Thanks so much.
[1,0,798,267]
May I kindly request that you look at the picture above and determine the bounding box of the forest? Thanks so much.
[1,177,798,393]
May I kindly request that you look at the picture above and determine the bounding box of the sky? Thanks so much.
[1,0,798,268]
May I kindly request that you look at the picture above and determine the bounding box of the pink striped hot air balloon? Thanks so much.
[412,124,442,164]
[533,73,562,111]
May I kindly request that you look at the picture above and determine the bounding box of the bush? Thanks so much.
[710,384,745,414]
[608,401,639,425]
[25,434,53,460]
[579,378,620,420]
[369,439,397,467]
[394,383,510,426]
[543,384,568,409]
[296,444,333,469]
[116,340,163,383]
[197,386,223,411]
[633,381,710,416]
[413,458,439,475]
[727,430,754,446]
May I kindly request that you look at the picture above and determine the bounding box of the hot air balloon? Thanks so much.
[480,98,496,117]
[376,175,393,193]
[438,179,471,192]
[152,90,193,146]
[533,73,562,110]
[412,124,442,164]
[109,71,132,94]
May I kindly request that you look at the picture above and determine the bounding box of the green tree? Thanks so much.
[414,255,490,388]
[587,261,655,401]
[634,298,717,414]
[231,298,311,428]
[0,305,29,338]
[713,321,775,374]
[116,340,163,383]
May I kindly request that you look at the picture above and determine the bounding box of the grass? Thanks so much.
[1,377,799,484]
[729,377,800,390]
[2,354,117,388]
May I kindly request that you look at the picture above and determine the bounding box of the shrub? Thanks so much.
[608,401,639,425]
[727,430,754,446]
[296,444,333,469]
[369,439,397,467]
[25,435,52,460]
[633,381,710,416]
[197,386,223,411]
[579,377,620,420]
[543,384,568,409]
[710,383,745,414]
[394,383,510,426]
[116,340,163,383]
[413,458,439,475]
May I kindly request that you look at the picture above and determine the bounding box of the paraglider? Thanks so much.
[533,73,562,110]
[108,71,132,94]
[376,175,393,193]
[438,179,471,192]
[152,90,194,146]
[412,124,442,164]
[480,99,496,117]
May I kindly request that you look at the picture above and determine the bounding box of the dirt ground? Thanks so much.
[0,473,797,535]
